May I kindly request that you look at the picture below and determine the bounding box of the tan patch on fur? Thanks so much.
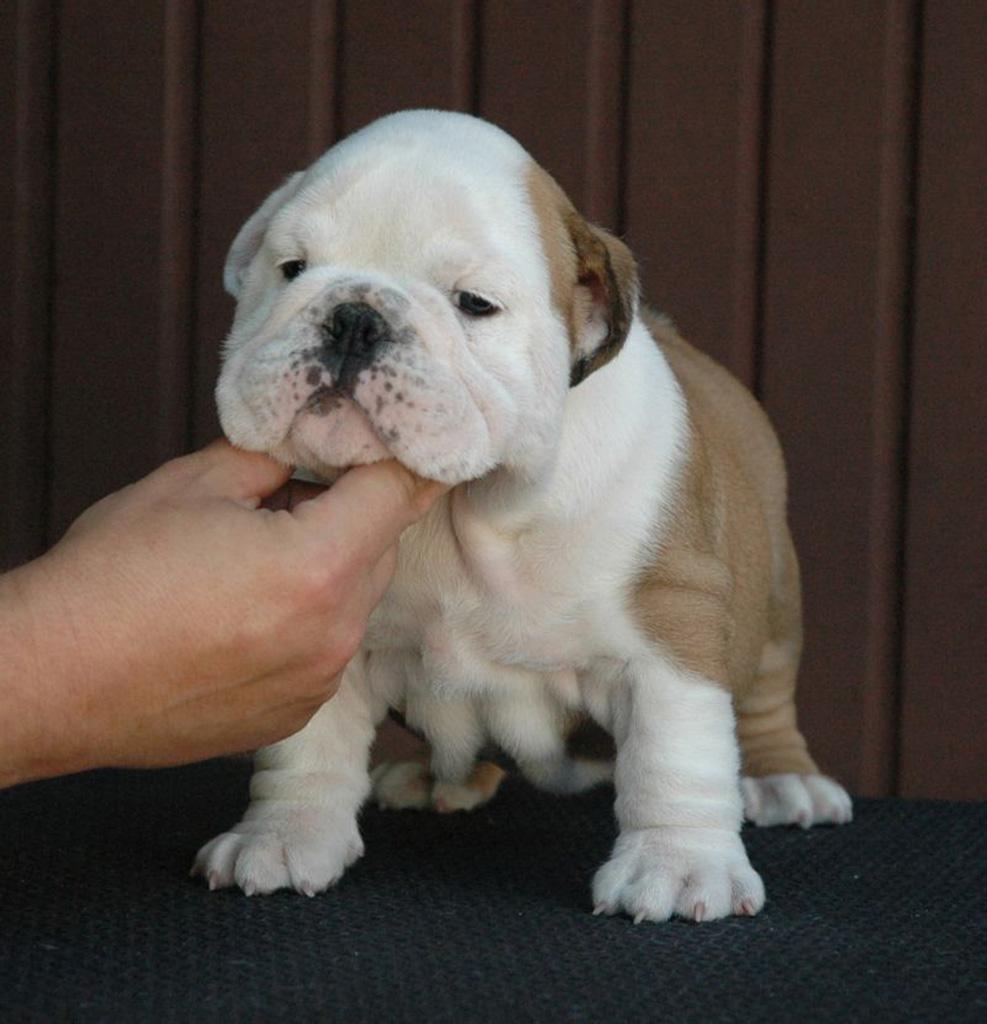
[466,760,507,800]
[632,312,781,692]
[525,164,577,333]
[432,760,506,813]
[632,313,818,777]
[736,639,818,777]
[525,162,638,383]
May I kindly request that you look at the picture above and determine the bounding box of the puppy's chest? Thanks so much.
[367,530,610,693]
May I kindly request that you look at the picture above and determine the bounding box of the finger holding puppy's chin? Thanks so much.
[261,458,449,522]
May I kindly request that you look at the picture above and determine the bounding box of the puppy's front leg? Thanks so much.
[192,656,377,896]
[592,658,764,922]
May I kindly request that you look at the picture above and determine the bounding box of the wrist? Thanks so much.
[0,556,100,786]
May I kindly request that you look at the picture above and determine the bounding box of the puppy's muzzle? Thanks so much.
[320,301,391,391]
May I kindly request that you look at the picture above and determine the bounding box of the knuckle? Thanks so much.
[150,452,199,488]
[389,464,419,508]
[335,618,367,666]
[293,555,339,603]
[300,661,343,705]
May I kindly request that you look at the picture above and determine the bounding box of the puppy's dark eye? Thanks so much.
[456,291,499,316]
[280,259,307,281]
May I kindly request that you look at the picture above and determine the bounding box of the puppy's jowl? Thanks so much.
[193,111,851,922]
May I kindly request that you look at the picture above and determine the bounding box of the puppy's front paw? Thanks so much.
[592,827,765,923]
[191,805,363,896]
[742,773,853,828]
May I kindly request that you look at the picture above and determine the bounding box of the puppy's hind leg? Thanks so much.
[736,535,852,828]
[373,697,506,813]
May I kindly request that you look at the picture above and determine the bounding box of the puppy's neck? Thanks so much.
[427,318,684,605]
[454,317,685,534]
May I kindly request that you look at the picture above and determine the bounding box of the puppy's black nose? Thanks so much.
[327,302,386,360]
[321,301,389,388]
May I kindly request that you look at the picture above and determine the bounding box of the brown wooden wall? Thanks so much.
[2,0,984,799]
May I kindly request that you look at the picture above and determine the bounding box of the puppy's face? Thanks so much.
[216,111,637,483]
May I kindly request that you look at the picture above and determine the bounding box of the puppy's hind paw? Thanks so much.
[372,759,506,813]
[742,773,852,828]
[371,760,431,810]
[432,761,505,813]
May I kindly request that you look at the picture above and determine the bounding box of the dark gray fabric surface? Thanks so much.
[1,759,984,1023]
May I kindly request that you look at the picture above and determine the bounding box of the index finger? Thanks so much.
[290,460,447,565]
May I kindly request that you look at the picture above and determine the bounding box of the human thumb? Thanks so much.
[291,460,447,564]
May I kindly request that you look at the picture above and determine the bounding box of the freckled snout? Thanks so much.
[321,301,391,392]
[219,269,504,483]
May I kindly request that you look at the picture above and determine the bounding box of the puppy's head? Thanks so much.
[216,110,638,484]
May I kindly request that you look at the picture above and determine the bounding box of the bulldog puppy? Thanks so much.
[193,110,851,921]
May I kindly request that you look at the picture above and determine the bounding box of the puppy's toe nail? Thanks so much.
[693,901,706,923]
[593,904,609,917]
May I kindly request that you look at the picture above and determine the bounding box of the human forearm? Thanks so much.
[0,558,94,787]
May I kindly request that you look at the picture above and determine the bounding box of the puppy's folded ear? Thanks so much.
[565,213,639,387]
[526,164,639,388]
[224,172,304,298]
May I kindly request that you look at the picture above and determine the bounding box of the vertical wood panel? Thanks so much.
[192,1,336,447]
[48,0,197,541]
[624,0,766,385]
[760,0,914,795]
[899,0,987,800]
[478,0,625,226]
[338,0,475,135]
[158,1,198,463]
[308,0,341,159]
[0,1,55,569]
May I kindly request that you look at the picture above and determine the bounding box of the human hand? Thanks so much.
[0,441,445,785]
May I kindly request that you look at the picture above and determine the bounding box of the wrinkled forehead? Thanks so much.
[267,137,548,291]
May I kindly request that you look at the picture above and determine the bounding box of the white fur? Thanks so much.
[742,773,853,828]
[592,658,765,921]
[195,111,767,921]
